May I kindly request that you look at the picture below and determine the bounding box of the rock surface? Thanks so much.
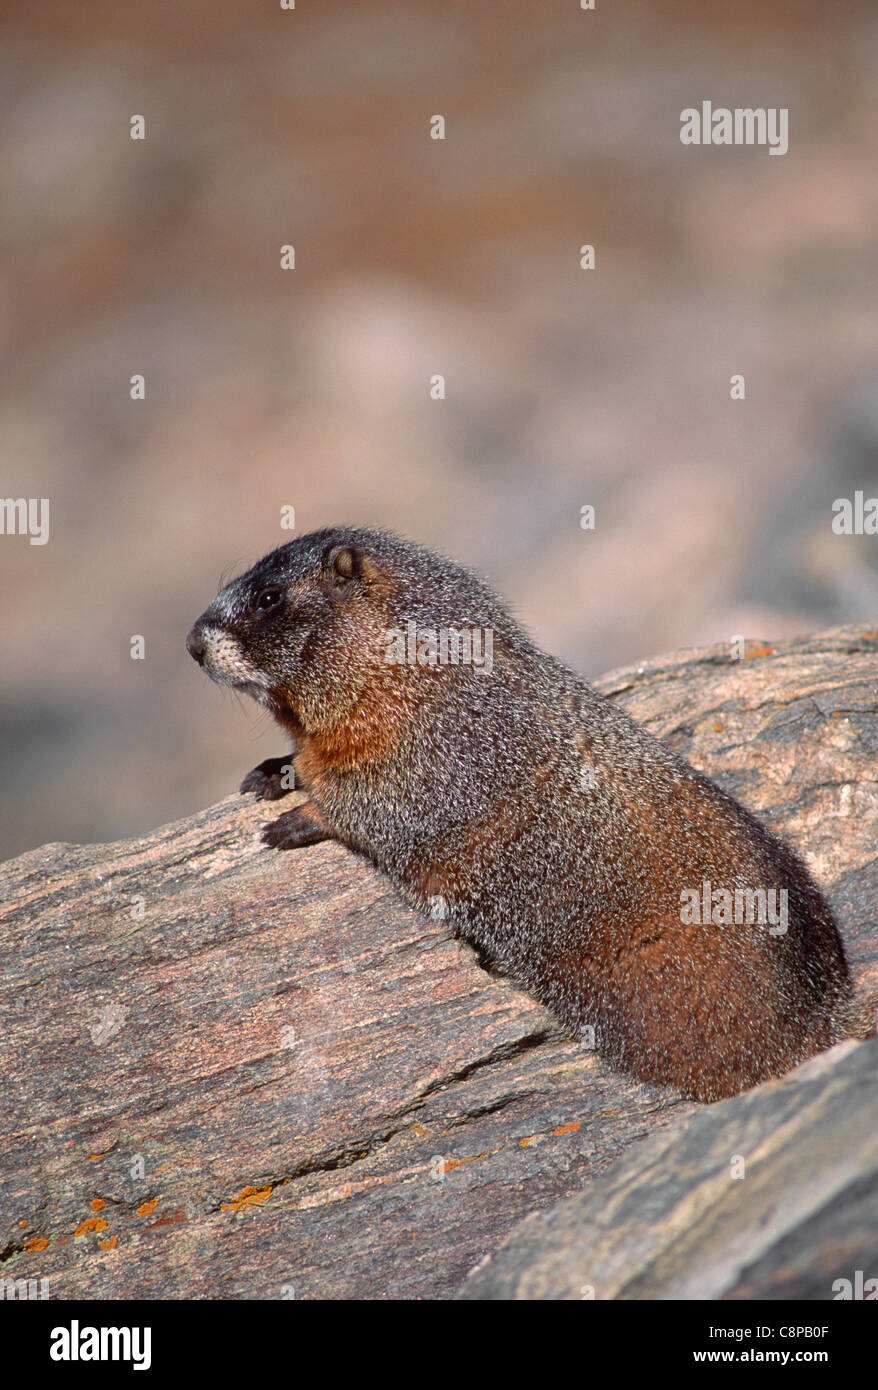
[1,624,875,1299]
[461,1036,878,1300]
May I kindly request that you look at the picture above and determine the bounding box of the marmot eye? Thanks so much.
[255,587,284,613]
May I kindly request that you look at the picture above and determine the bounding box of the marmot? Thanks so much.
[187,526,856,1102]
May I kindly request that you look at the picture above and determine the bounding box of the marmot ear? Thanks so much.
[322,542,376,588]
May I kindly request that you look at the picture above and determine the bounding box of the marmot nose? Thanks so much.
[186,626,206,665]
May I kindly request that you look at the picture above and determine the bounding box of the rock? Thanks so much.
[1,624,875,1299]
[461,1036,878,1300]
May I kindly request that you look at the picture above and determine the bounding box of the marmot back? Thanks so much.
[187,526,855,1102]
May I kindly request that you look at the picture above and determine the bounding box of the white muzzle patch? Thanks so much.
[199,625,271,703]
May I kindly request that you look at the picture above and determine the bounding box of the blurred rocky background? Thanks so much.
[1,0,877,859]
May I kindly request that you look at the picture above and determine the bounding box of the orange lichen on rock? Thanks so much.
[74,1217,108,1236]
[222,1185,272,1214]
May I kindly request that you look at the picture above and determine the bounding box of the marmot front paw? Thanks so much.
[240,756,298,800]
[261,803,332,850]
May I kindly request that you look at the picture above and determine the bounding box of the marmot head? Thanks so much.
[186,527,395,731]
